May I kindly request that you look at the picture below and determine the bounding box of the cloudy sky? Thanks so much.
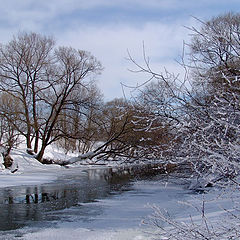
[0,0,240,100]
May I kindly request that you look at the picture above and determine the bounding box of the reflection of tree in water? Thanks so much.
[0,165,167,231]
[0,170,110,230]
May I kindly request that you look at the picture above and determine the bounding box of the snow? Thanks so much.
[0,143,239,240]
[0,143,85,188]
[0,154,4,170]
[19,228,150,240]
[0,141,152,189]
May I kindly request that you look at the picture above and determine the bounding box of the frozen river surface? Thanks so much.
[0,167,197,240]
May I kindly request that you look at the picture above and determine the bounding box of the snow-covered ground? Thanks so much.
[0,142,158,189]
[12,227,152,240]
[0,144,86,188]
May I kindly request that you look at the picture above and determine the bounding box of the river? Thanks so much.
[0,166,195,240]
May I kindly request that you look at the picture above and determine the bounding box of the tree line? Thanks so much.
[0,32,168,166]
[1,12,240,188]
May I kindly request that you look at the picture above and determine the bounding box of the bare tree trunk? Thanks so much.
[26,131,32,149]
[34,130,39,153]
[36,144,46,163]
[23,93,32,150]
[32,81,39,153]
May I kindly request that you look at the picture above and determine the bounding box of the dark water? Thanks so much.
[0,166,193,239]
[0,167,136,231]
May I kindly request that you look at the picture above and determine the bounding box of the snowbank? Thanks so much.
[0,144,84,188]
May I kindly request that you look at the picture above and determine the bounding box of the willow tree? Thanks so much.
[0,32,54,152]
[0,32,102,162]
[36,46,102,161]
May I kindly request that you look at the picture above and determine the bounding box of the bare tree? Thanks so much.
[64,98,154,164]
[128,12,240,239]
[35,46,102,162]
[0,32,102,162]
[0,93,21,167]
[183,13,240,183]
[0,32,54,152]
[54,82,103,154]
[129,12,240,184]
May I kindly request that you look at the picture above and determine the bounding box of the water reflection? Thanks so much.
[0,167,135,231]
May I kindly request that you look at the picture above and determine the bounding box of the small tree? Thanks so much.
[0,93,21,167]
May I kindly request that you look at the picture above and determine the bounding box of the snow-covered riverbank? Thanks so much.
[0,144,170,189]
[0,145,89,188]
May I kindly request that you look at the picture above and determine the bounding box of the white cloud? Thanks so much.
[56,20,191,99]
[0,0,239,99]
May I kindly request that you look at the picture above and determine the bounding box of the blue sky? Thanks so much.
[0,0,240,100]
